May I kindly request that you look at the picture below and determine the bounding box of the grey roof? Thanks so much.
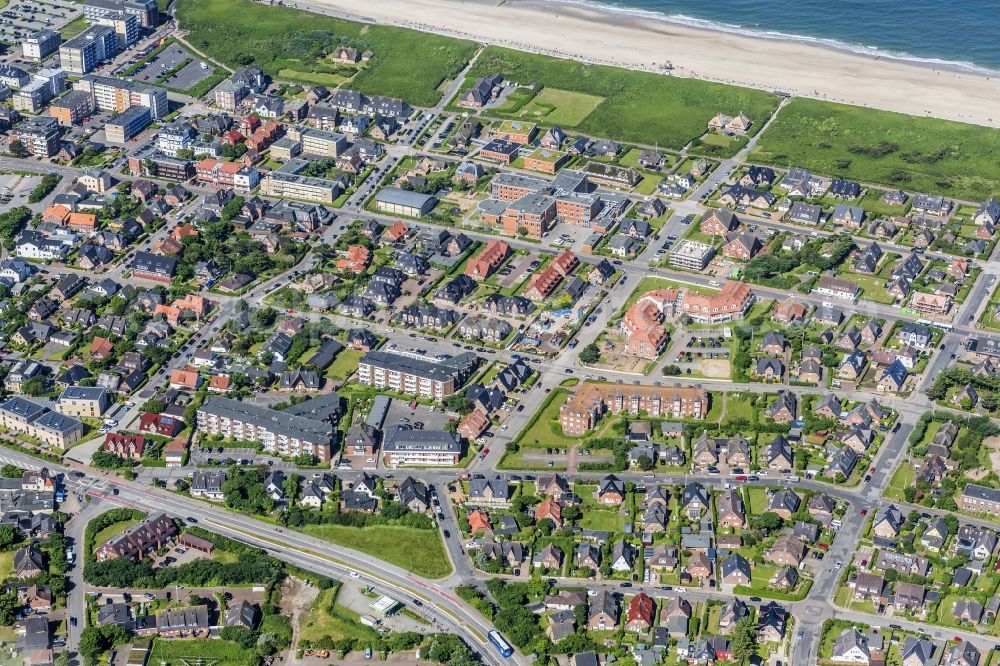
[199,396,332,443]
[382,426,461,455]
[374,187,437,208]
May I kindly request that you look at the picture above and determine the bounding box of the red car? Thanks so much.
[955,637,963,643]
[482,448,489,456]
[869,466,876,473]
[735,475,747,482]
[860,509,868,516]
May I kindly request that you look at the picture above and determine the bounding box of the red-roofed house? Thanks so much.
[90,337,114,360]
[466,240,510,280]
[169,369,201,390]
[336,245,372,272]
[626,592,655,632]
[103,433,145,460]
[139,413,183,437]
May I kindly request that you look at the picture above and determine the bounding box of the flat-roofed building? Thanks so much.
[23,29,61,60]
[14,116,60,157]
[500,192,556,239]
[13,68,66,113]
[105,104,151,144]
[59,25,117,75]
[75,75,168,119]
[49,90,94,126]
[260,171,339,204]
[285,126,347,157]
[93,10,139,46]
[669,240,715,271]
[83,0,158,28]
[127,146,192,180]
[490,172,545,201]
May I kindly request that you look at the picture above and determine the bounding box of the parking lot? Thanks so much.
[130,42,216,91]
[190,445,260,466]
[0,0,81,46]
[671,331,732,378]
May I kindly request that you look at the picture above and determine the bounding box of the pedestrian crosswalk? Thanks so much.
[0,454,40,471]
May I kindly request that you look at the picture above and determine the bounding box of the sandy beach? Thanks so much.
[289,0,1000,128]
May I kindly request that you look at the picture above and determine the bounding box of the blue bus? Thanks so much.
[487,630,513,658]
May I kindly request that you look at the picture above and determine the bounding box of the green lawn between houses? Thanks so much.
[752,97,1000,202]
[148,639,256,666]
[300,524,452,579]
[174,0,477,106]
[467,46,780,151]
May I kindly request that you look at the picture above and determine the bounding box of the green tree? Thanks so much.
[21,376,47,396]
[0,525,21,550]
[0,590,19,625]
[7,139,26,158]
[579,343,600,364]
[730,616,758,659]
[0,464,23,478]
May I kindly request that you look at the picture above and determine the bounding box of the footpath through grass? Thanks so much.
[752,98,1000,201]
[175,0,476,106]
[301,524,452,579]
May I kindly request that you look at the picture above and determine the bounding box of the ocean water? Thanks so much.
[537,0,1000,72]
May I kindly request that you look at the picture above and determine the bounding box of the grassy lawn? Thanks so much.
[517,87,605,126]
[0,552,13,580]
[747,487,768,515]
[579,508,624,532]
[300,524,451,579]
[211,549,240,564]
[325,349,362,380]
[836,270,895,305]
[884,463,915,501]
[277,68,350,86]
[92,519,140,553]
[175,0,477,106]
[298,584,378,644]
[469,47,779,151]
[148,639,256,666]
[752,98,1000,201]
[514,388,583,449]
[724,395,754,421]
[60,15,89,39]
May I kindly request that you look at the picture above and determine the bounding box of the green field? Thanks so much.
[60,15,89,39]
[518,87,606,126]
[325,349,362,380]
[514,388,582,449]
[148,639,256,666]
[752,98,1000,201]
[301,524,451,578]
[175,0,477,106]
[469,47,779,151]
[277,69,349,86]
[0,552,13,580]
[298,584,378,644]
[883,463,915,501]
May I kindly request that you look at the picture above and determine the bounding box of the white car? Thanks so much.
[349,571,361,579]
